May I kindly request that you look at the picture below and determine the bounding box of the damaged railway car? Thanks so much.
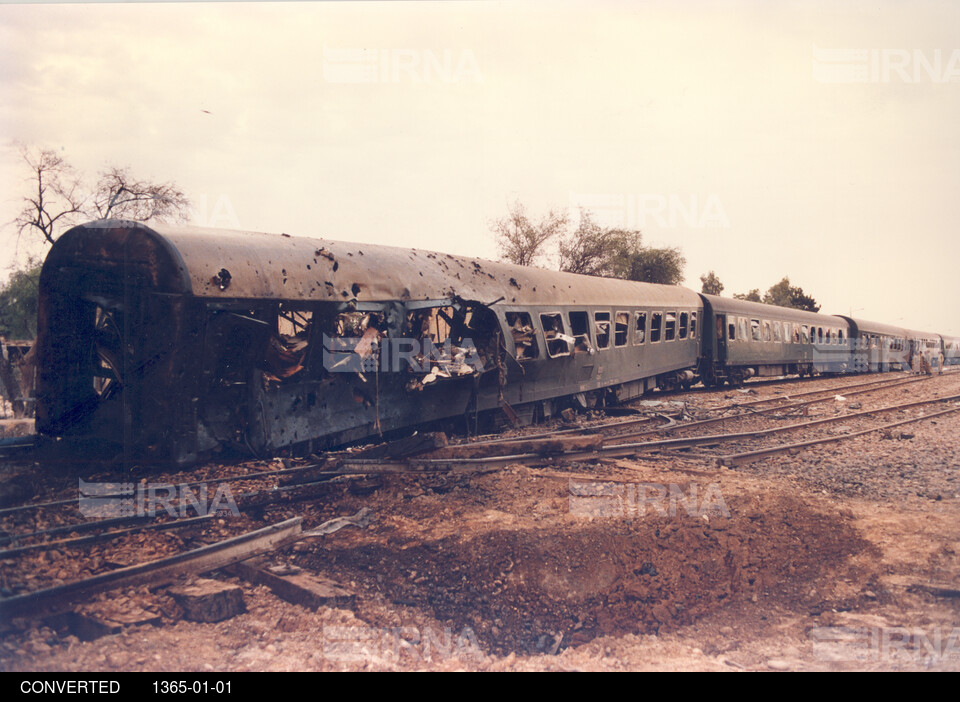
[34,220,704,465]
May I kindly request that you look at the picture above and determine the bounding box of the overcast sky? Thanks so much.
[1,0,958,334]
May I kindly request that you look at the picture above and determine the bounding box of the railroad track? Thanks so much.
[2,371,958,625]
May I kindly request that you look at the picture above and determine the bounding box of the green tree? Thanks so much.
[733,289,762,302]
[0,259,42,340]
[609,234,685,285]
[762,277,820,312]
[700,271,724,295]
[558,209,611,276]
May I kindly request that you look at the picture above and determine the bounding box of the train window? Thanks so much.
[634,311,646,344]
[773,321,782,342]
[540,313,572,358]
[568,311,592,353]
[651,313,663,343]
[739,317,747,342]
[506,312,540,360]
[594,312,611,349]
[679,312,689,339]
[839,329,845,344]
[817,328,824,344]
[793,324,800,343]
[263,303,314,381]
[690,312,697,339]
[762,321,772,342]
[665,313,676,341]
[750,319,762,342]
[614,312,629,347]
[801,325,809,343]
[728,320,736,341]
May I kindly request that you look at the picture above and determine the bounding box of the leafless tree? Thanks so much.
[492,200,568,267]
[13,145,193,248]
[14,145,86,246]
[89,166,191,222]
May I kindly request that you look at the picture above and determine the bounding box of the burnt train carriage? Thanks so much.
[698,295,851,385]
[36,221,702,465]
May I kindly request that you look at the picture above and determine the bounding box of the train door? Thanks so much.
[716,314,729,365]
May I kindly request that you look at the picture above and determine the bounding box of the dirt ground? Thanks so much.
[2,373,959,671]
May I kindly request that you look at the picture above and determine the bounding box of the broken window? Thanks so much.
[690,312,697,339]
[793,324,801,343]
[506,311,539,360]
[728,321,736,341]
[762,321,772,342]
[801,325,810,344]
[650,313,662,343]
[400,302,497,390]
[664,313,676,341]
[595,312,611,349]
[568,311,592,353]
[773,321,782,342]
[614,312,629,347]
[262,304,314,382]
[540,313,572,358]
[739,317,747,342]
[679,312,689,339]
[635,312,647,344]
[751,319,762,342]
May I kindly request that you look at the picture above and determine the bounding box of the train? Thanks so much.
[31,220,960,466]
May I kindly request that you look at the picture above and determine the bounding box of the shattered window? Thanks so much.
[751,319,761,342]
[506,311,539,360]
[650,313,662,343]
[773,321,782,342]
[568,311,592,353]
[738,317,747,342]
[635,312,647,344]
[679,312,689,339]
[664,313,676,342]
[92,305,125,399]
[263,304,314,382]
[762,321,771,342]
[594,312,611,349]
[540,313,572,358]
[614,312,629,347]
[801,325,809,344]
[793,324,801,343]
[690,312,697,339]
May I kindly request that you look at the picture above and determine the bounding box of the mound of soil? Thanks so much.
[298,494,873,655]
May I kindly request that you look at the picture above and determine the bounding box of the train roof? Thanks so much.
[835,317,910,338]
[700,294,846,326]
[46,220,703,309]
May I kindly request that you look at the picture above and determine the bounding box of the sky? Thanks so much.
[1,0,958,335]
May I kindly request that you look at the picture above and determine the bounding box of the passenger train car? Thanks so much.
[32,221,954,465]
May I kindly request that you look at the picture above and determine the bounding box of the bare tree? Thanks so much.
[14,145,86,246]
[13,145,193,248]
[9,145,193,418]
[492,200,568,267]
[90,166,191,222]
